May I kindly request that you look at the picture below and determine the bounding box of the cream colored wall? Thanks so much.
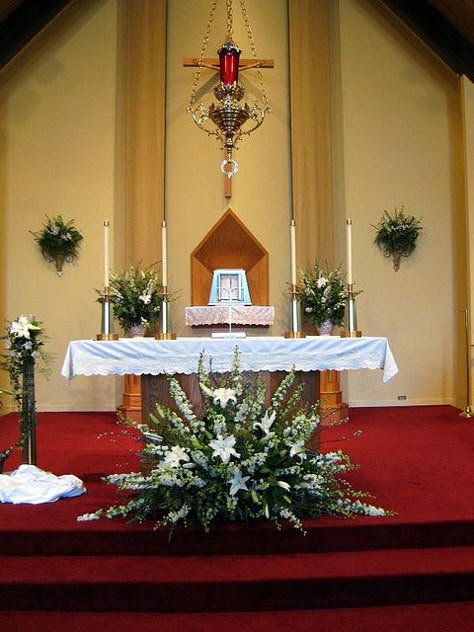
[1,0,121,411]
[2,0,471,412]
[331,0,466,406]
[166,0,291,335]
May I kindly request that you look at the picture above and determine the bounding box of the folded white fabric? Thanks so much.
[0,464,86,504]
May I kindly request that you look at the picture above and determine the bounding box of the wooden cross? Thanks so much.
[184,56,274,198]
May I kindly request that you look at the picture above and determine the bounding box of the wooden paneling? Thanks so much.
[191,208,269,306]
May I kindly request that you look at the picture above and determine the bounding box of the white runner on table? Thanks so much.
[185,305,274,326]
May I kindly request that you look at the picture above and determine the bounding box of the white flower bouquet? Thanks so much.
[98,263,162,332]
[79,351,389,533]
[297,262,348,328]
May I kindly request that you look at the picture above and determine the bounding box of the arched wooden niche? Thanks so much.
[191,209,269,306]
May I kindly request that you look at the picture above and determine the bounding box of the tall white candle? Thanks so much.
[290,219,297,286]
[161,220,168,288]
[346,218,353,285]
[103,220,110,288]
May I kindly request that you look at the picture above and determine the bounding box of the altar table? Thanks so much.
[62,336,397,381]
[62,336,398,423]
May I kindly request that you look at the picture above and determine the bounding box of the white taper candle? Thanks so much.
[290,219,297,286]
[161,220,168,287]
[346,218,353,285]
[103,219,110,287]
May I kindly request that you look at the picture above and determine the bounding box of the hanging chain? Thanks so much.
[238,0,268,107]
[189,0,219,107]
[226,0,233,41]
[239,0,256,58]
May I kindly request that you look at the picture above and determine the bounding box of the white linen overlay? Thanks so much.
[185,305,274,326]
[62,336,398,383]
[0,465,86,504]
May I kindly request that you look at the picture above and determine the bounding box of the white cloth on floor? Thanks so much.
[0,464,86,504]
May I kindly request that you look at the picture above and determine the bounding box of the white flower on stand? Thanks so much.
[10,315,39,339]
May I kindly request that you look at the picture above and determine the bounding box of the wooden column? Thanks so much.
[118,375,142,423]
[119,0,167,421]
[319,370,348,426]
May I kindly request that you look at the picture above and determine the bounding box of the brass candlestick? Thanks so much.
[341,284,362,338]
[97,288,118,341]
[156,287,176,340]
[284,285,306,339]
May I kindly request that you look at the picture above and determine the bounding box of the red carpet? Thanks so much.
[0,405,473,630]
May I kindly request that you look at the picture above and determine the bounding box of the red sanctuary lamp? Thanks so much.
[186,0,270,182]
[218,40,241,85]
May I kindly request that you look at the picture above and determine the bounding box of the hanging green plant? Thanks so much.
[31,215,83,276]
[373,206,423,271]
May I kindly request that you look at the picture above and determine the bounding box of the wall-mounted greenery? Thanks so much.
[32,215,83,276]
[373,206,423,271]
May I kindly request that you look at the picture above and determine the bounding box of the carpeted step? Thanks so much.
[1,602,474,632]
[1,516,473,556]
[1,546,473,612]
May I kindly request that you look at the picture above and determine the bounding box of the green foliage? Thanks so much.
[78,351,388,533]
[374,206,422,259]
[32,215,83,260]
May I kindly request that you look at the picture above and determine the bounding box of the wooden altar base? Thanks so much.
[117,375,142,423]
[319,369,348,426]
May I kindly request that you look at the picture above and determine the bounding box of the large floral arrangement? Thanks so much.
[0,316,46,458]
[78,352,388,533]
[297,262,348,328]
[32,215,83,275]
[373,206,423,271]
[100,263,163,333]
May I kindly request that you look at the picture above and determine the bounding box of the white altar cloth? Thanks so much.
[62,336,398,383]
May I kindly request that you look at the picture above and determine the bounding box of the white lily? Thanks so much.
[209,435,240,464]
[10,315,38,339]
[200,383,237,409]
[289,439,305,458]
[255,410,276,436]
[229,468,249,496]
[139,291,152,304]
[162,445,190,468]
